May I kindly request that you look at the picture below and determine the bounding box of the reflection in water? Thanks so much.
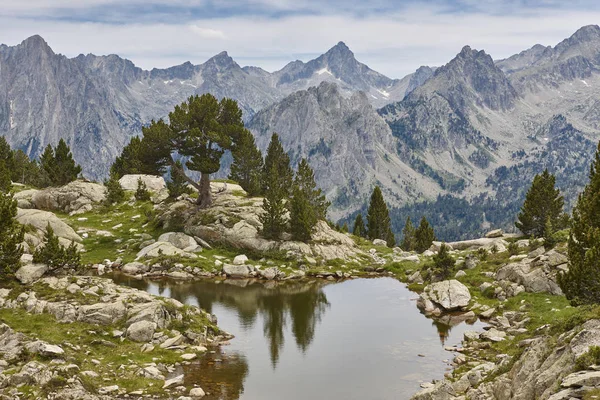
[112,275,483,400]
[112,275,331,368]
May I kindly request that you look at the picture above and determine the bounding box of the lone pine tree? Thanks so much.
[366,186,395,247]
[353,214,366,238]
[516,169,565,238]
[262,133,293,196]
[118,94,245,208]
[559,142,600,304]
[400,216,416,251]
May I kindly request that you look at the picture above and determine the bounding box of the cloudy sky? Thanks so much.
[1,0,600,77]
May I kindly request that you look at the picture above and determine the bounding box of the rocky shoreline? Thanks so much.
[0,275,230,399]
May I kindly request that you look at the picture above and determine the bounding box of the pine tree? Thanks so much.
[110,136,154,178]
[135,95,246,208]
[11,150,40,186]
[39,144,57,186]
[135,178,151,202]
[104,172,125,205]
[414,216,435,253]
[432,243,455,280]
[53,139,81,185]
[516,169,565,238]
[261,164,288,240]
[229,129,263,196]
[33,224,81,272]
[294,159,329,220]
[0,137,14,171]
[353,214,366,238]
[559,142,600,304]
[290,185,313,242]
[0,192,24,276]
[366,186,395,247]
[401,216,416,251]
[0,161,11,193]
[543,217,556,249]
[167,160,192,199]
[263,133,293,196]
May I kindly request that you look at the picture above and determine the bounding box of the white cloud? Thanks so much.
[1,6,600,78]
[189,25,227,39]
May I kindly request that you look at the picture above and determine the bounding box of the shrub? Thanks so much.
[33,224,81,272]
[508,242,519,256]
[432,243,455,280]
[135,178,151,202]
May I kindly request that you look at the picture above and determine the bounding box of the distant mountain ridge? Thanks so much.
[3,26,600,239]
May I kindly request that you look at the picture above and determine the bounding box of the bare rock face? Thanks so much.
[119,175,166,192]
[16,208,82,245]
[136,241,198,260]
[15,264,48,285]
[30,180,106,215]
[417,280,471,314]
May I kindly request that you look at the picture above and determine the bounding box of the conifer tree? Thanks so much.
[401,216,416,251]
[290,185,313,242]
[167,160,192,199]
[0,161,11,193]
[53,139,81,185]
[516,169,565,238]
[104,172,125,205]
[559,142,600,304]
[135,178,151,201]
[366,186,395,247]
[353,214,366,238]
[0,137,14,171]
[294,159,329,220]
[543,217,556,249]
[111,136,151,178]
[261,164,288,240]
[229,129,263,196]
[263,133,293,196]
[40,144,56,186]
[414,216,435,253]
[0,192,24,276]
[433,243,455,280]
[11,150,40,186]
[133,95,245,208]
[33,224,81,272]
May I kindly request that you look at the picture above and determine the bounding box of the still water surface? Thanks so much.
[113,276,481,400]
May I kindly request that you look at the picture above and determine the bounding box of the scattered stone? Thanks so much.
[232,254,249,265]
[163,374,184,389]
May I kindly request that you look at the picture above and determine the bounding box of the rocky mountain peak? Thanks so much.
[204,51,238,70]
[19,34,54,55]
[568,24,600,44]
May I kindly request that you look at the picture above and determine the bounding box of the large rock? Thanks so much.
[119,174,166,192]
[137,241,198,259]
[121,262,149,275]
[126,321,157,343]
[222,264,252,278]
[13,189,39,209]
[16,208,82,243]
[77,301,127,325]
[421,280,471,311]
[411,380,456,400]
[496,260,563,295]
[446,237,508,252]
[15,264,48,284]
[157,232,199,251]
[30,180,106,215]
[485,229,504,238]
[24,341,64,357]
[561,370,600,388]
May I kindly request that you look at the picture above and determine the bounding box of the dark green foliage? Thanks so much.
[543,217,556,249]
[262,133,293,196]
[39,140,81,186]
[134,178,151,202]
[33,224,81,272]
[432,243,455,280]
[104,173,125,205]
[11,150,43,187]
[0,192,24,276]
[414,216,435,253]
[229,129,263,196]
[352,214,366,238]
[110,136,158,178]
[0,161,11,193]
[516,169,565,238]
[167,160,193,199]
[294,159,329,220]
[290,186,313,242]
[123,94,246,207]
[400,216,416,251]
[367,186,395,247]
[477,248,489,261]
[289,159,329,243]
[260,164,288,240]
[341,222,348,233]
[559,142,600,305]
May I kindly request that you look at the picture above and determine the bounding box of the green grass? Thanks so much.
[61,201,168,265]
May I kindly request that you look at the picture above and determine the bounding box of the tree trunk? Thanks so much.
[198,172,212,208]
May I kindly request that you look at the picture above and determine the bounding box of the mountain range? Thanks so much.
[2,26,600,239]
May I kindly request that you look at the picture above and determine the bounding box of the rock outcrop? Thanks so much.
[417,280,471,315]
[29,180,106,215]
